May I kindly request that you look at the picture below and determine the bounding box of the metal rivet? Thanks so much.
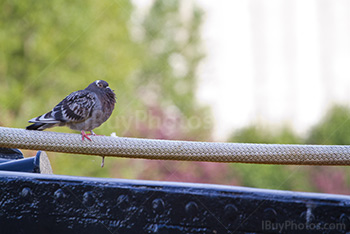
[83,191,95,207]
[54,189,66,201]
[117,194,129,210]
[300,211,315,223]
[20,187,32,198]
[224,204,238,221]
[152,198,165,213]
[264,208,277,220]
[185,201,198,216]
[264,208,277,221]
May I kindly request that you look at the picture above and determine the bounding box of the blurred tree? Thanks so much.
[127,0,211,141]
[0,0,213,180]
[228,124,311,191]
[306,105,350,194]
[307,105,350,145]
[226,107,350,194]
[0,0,139,177]
[0,0,137,129]
[229,125,301,144]
[138,1,203,114]
[113,0,216,184]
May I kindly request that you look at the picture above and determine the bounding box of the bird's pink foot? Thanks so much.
[81,130,92,141]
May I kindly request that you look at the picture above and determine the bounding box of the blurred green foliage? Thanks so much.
[231,125,302,144]
[307,105,350,145]
[1,0,137,126]
[305,105,350,194]
[229,105,350,194]
[1,0,350,195]
[1,0,212,178]
[228,124,311,192]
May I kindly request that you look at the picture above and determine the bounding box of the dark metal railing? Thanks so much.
[0,149,349,234]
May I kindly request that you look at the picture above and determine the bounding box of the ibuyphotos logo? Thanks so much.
[262,220,346,232]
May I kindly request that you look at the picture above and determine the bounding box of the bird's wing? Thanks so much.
[29,90,96,123]
[53,90,96,122]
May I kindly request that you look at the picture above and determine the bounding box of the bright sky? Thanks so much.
[132,0,350,141]
[197,0,350,140]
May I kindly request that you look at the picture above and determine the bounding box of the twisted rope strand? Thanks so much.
[0,127,349,165]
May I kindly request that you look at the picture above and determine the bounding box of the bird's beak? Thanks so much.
[107,86,115,94]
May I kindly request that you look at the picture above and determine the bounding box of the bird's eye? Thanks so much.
[98,83,103,88]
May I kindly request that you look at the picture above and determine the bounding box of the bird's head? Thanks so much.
[95,80,109,89]
[86,80,116,101]
[86,80,111,91]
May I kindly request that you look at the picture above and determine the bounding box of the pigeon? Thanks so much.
[26,80,116,141]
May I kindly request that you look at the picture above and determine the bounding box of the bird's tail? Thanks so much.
[26,122,57,131]
[26,111,60,131]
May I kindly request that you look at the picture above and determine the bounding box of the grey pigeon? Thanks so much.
[26,80,116,141]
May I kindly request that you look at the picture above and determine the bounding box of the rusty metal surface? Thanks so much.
[0,171,349,234]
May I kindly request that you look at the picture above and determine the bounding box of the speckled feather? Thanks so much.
[26,80,116,132]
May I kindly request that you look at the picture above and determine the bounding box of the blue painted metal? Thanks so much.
[0,147,23,159]
[0,171,349,234]
[0,150,40,173]
[0,158,12,163]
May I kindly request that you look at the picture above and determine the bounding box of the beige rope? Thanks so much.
[0,126,349,165]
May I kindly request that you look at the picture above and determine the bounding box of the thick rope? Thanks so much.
[0,127,350,165]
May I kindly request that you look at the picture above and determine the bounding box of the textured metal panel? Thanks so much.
[0,171,349,234]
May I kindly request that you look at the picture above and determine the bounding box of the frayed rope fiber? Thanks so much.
[0,127,350,165]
